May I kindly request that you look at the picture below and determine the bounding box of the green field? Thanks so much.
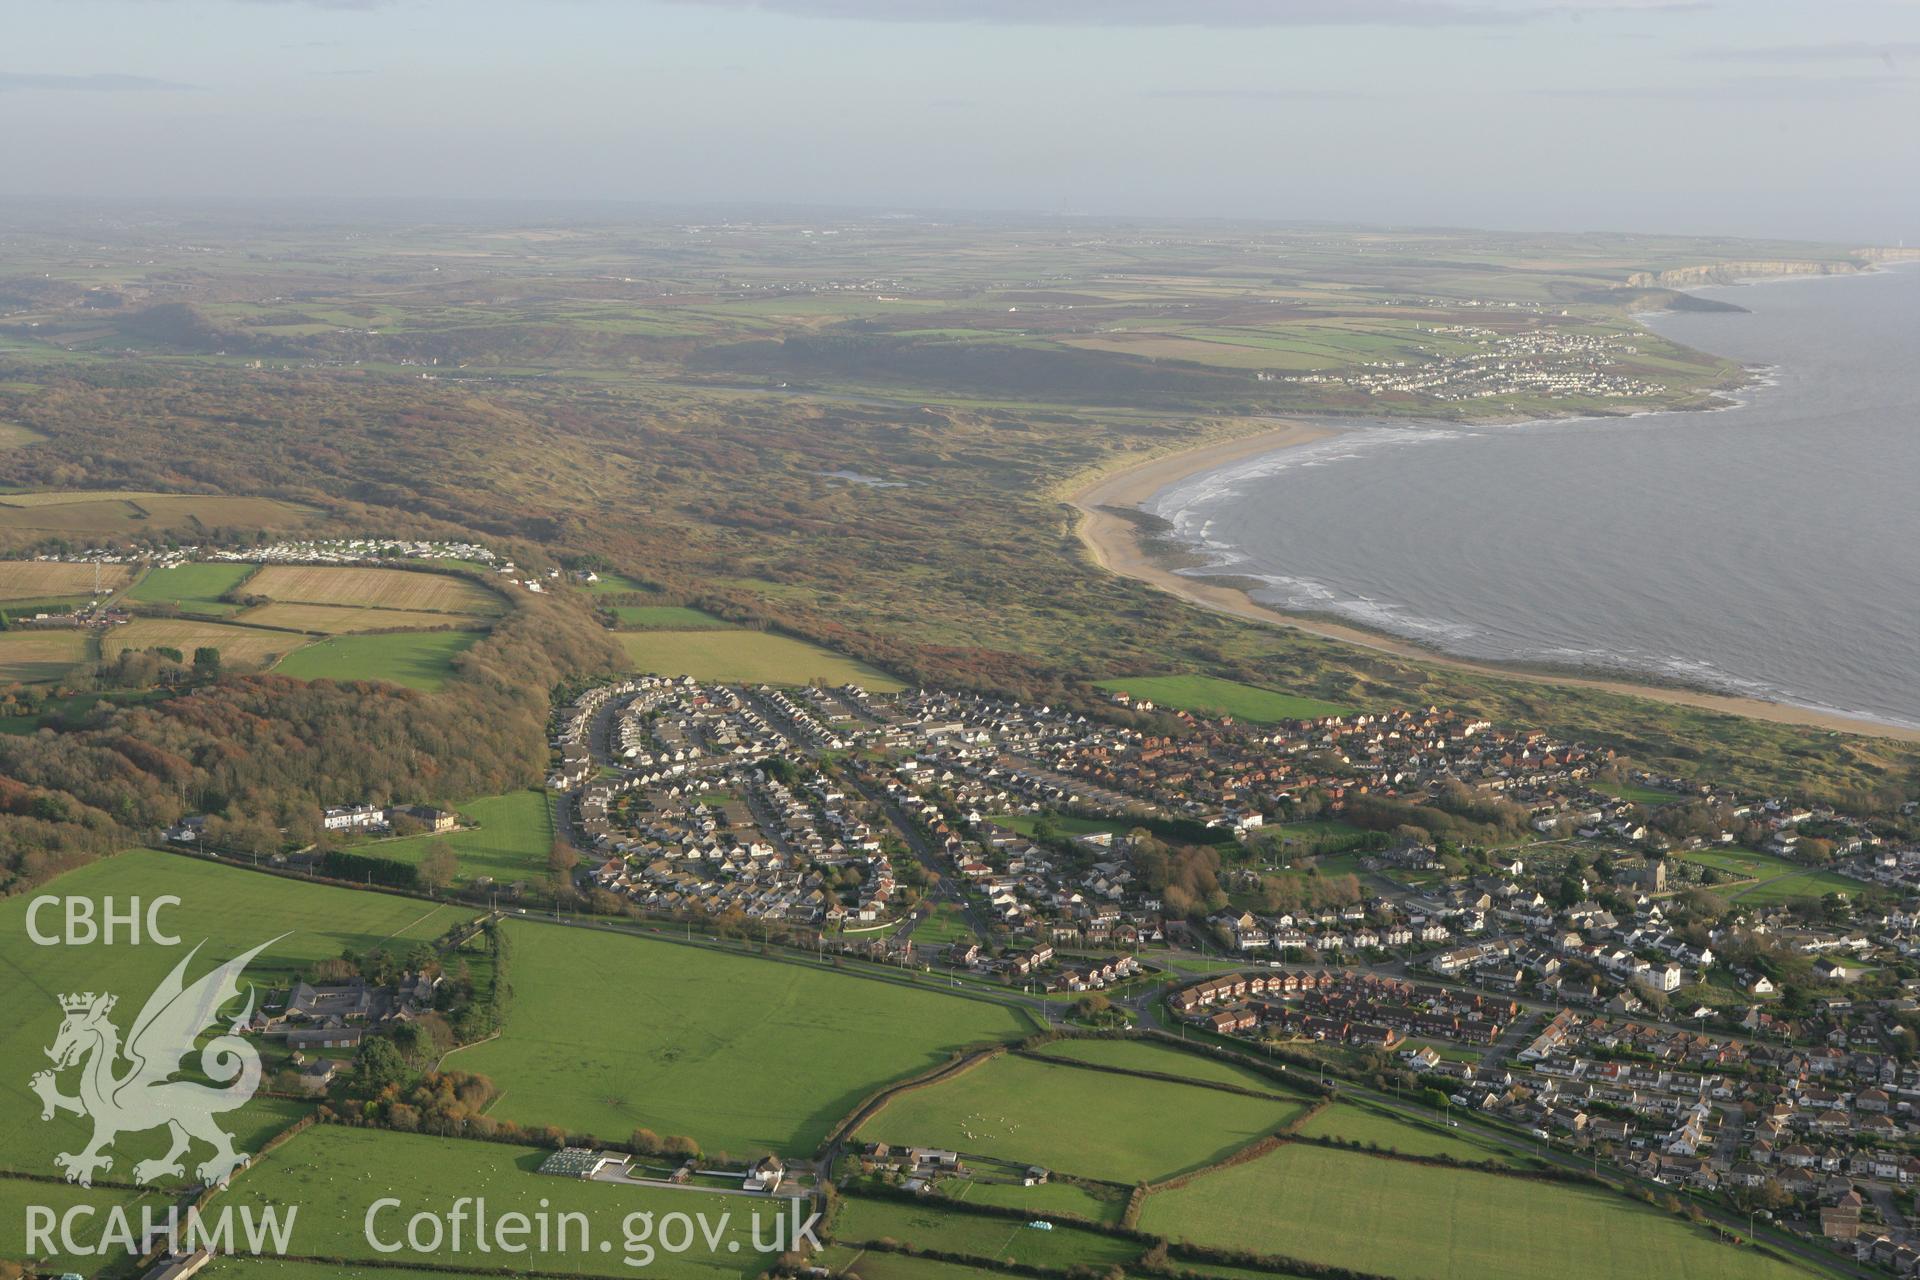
[0,851,465,1182]
[202,1262,471,1280]
[1094,674,1351,722]
[1678,847,1859,902]
[0,628,89,682]
[1736,869,1860,904]
[857,1051,1301,1183]
[1138,1143,1813,1280]
[364,789,553,885]
[817,1249,1031,1280]
[453,921,1031,1157]
[1297,1102,1515,1165]
[830,1195,1140,1271]
[941,1176,1127,1223]
[1027,1037,1299,1097]
[620,628,903,691]
[0,1176,163,1277]
[612,604,733,629]
[125,560,256,615]
[1593,778,1681,807]
[585,572,652,594]
[212,1125,792,1279]
[273,629,480,690]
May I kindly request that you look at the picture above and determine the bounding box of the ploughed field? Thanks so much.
[0,559,132,601]
[243,565,505,616]
[3,560,503,688]
[0,491,316,543]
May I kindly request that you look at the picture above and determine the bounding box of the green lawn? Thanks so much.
[1297,1101,1514,1165]
[1736,869,1860,904]
[125,561,256,615]
[989,813,1119,838]
[273,629,480,690]
[363,789,553,886]
[0,851,465,1182]
[453,921,1032,1158]
[620,628,903,691]
[912,900,978,947]
[1094,674,1351,722]
[857,1051,1301,1183]
[612,604,733,630]
[1138,1143,1814,1280]
[211,1125,792,1279]
[1027,1037,1299,1097]
[830,1195,1141,1271]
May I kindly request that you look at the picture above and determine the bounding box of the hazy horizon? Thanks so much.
[5,0,1918,245]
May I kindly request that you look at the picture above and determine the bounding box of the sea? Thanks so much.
[1150,262,1920,730]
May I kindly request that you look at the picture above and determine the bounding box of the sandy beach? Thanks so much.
[1068,420,1920,744]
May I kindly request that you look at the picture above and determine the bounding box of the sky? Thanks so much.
[4,0,1918,243]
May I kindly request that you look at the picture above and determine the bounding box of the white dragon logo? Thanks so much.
[30,935,284,1189]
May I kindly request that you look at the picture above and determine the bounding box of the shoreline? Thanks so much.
[1067,420,1920,745]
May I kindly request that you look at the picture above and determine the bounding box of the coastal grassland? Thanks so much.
[855,1052,1302,1183]
[363,789,553,885]
[1025,1037,1301,1097]
[0,560,132,600]
[611,604,733,629]
[244,565,505,616]
[939,1176,1128,1223]
[123,560,256,615]
[0,628,89,682]
[1137,1143,1814,1280]
[104,617,307,667]
[271,630,480,690]
[0,1177,162,1277]
[829,1195,1141,1271]
[210,1126,790,1280]
[1296,1101,1517,1165]
[236,602,492,634]
[453,920,1033,1157]
[0,850,466,1181]
[620,628,904,692]
[1094,674,1352,722]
